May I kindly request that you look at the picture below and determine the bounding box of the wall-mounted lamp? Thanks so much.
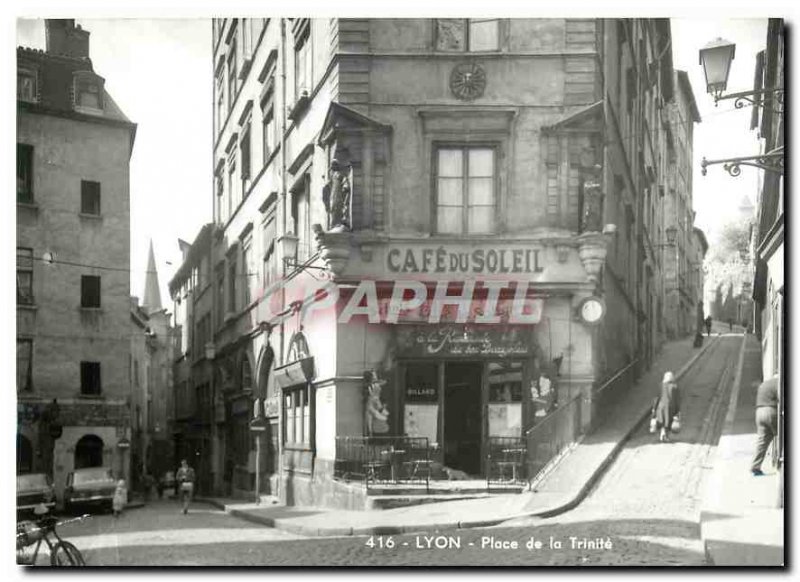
[699,37,784,177]
[278,232,326,272]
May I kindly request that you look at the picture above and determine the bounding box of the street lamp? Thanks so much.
[278,232,326,272]
[699,38,736,98]
[699,38,784,177]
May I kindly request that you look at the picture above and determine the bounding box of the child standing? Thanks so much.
[112,479,127,518]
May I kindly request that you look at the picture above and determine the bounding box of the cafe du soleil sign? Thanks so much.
[397,326,535,359]
[387,244,544,275]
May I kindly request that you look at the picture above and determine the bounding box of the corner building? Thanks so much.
[204,18,679,507]
[16,20,136,496]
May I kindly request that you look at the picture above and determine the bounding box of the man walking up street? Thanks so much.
[751,375,779,476]
[176,459,196,514]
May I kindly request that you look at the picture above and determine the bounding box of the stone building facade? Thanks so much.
[16,19,137,498]
[171,18,699,507]
[129,242,174,489]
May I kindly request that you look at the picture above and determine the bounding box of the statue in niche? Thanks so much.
[364,370,389,436]
[322,157,351,233]
[581,163,604,233]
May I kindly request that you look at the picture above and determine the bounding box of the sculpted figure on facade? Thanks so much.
[581,164,604,233]
[322,158,351,232]
[364,370,389,436]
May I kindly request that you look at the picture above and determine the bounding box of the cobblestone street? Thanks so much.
[51,336,741,566]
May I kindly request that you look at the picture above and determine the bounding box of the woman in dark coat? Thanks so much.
[655,371,681,442]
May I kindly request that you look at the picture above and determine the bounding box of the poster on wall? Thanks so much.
[404,404,439,445]
[488,403,522,437]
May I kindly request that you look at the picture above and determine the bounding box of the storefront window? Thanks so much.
[403,363,439,445]
[284,385,310,448]
[487,360,522,437]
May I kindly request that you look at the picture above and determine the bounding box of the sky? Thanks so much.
[12,15,773,309]
[16,18,211,310]
[671,18,768,241]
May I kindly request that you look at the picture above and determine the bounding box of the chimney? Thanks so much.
[45,19,90,59]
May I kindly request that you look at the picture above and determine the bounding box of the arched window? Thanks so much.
[74,434,104,469]
[17,434,32,474]
[257,345,275,399]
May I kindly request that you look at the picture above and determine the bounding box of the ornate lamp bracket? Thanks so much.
[714,87,784,115]
[701,146,784,177]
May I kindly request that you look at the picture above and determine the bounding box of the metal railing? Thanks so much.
[486,437,527,488]
[334,436,431,491]
[524,359,641,488]
[525,393,584,487]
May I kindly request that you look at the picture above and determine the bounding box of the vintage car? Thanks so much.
[63,467,116,513]
[17,473,56,515]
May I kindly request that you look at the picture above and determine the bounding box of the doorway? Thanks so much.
[74,434,104,469]
[443,362,483,476]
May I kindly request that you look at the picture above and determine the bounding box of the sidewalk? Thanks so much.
[699,334,784,566]
[199,335,715,537]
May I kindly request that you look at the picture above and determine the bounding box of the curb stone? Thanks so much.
[200,337,720,537]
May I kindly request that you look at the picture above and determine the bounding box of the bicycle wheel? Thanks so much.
[50,541,85,566]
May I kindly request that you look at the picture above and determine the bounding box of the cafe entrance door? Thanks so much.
[443,362,483,476]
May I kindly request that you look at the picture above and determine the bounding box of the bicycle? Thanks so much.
[16,506,90,566]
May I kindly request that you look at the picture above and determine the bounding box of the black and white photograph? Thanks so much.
[9,2,787,568]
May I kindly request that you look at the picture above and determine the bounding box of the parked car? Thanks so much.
[158,471,176,498]
[17,473,56,515]
[63,468,116,513]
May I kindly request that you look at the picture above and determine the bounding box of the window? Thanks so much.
[17,339,33,393]
[81,180,101,215]
[74,75,102,110]
[17,144,34,203]
[242,243,252,305]
[18,69,37,102]
[284,385,311,447]
[241,121,252,186]
[215,172,224,224]
[216,269,225,328]
[17,248,34,305]
[227,155,237,216]
[291,177,311,260]
[227,41,238,111]
[262,215,277,287]
[294,24,311,99]
[436,19,500,52]
[262,104,276,165]
[81,275,101,308]
[435,146,496,234]
[215,74,225,135]
[228,257,237,313]
[80,361,102,396]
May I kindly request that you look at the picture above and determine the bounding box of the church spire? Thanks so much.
[142,239,163,313]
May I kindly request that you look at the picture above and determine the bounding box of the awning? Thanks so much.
[274,357,315,389]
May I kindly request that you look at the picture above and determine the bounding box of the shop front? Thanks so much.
[395,325,542,478]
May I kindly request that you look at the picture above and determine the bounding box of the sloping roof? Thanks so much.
[676,70,701,123]
[168,223,216,296]
[542,101,603,133]
[318,101,392,146]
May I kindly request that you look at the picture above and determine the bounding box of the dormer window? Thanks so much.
[17,69,38,103]
[73,72,104,112]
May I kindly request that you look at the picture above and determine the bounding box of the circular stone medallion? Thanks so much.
[449,62,487,101]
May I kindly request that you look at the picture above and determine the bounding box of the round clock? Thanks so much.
[450,62,487,101]
[578,297,605,325]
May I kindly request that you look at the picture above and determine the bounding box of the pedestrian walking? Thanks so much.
[751,375,779,476]
[176,459,196,515]
[112,479,127,518]
[655,371,681,442]
[705,316,712,336]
